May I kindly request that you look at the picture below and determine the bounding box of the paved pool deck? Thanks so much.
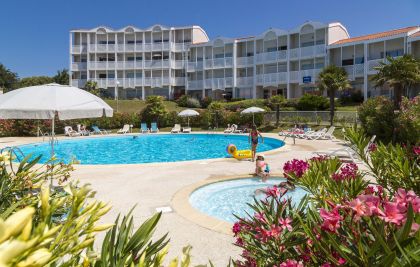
[0,132,350,265]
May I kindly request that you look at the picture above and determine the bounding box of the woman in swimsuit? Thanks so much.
[249,126,264,162]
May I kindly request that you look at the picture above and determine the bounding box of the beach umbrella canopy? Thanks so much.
[0,83,113,153]
[241,106,265,125]
[178,109,199,127]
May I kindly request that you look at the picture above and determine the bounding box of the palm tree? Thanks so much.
[317,65,351,126]
[371,54,420,109]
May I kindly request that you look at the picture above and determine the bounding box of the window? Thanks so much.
[301,41,315,47]
[136,40,143,44]
[81,74,87,79]
[99,74,107,78]
[301,64,314,70]
[108,41,115,44]
[98,41,107,45]
[355,57,364,64]
[342,59,354,66]
[279,46,287,50]
[108,73,115,79]
[225,53,233,58]
[98,57,107,62]
[214,54,224,58]
[127,57,135,61]
[316,40,325,45]
[135,72,142,78]
[386,49,404,57]
[127,40,135,44]
[126,72,135,78]
[315,62,325,69]
[136,56,142,61]
[247,52,254,57]
[266,47,277,52]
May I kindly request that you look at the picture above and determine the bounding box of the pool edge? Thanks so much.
[171,172,285,236]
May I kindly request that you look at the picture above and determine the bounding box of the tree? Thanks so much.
[141,96,168,124]
[317,65,351,126]
[0,63,18,91]
[15,76,54,88]
[53,68,69,85]
[84,80,100,96]
[371,54,420,109]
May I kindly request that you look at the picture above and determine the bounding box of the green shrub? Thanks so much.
[186,97,201,108]
[176,95,189,107]
[282,98,299,110]
[266,95,285,110]
[223,99,268,112]
[200,96,213,108]
[296,94,329,111]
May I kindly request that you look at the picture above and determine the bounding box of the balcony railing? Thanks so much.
[71,79,86,88]
[172,77,186,86]
[256,72,288,85]
[143,60,170,69]
[172,60,185,68]
[203,78,233,89]
[236,77,253,86]
[289,71,299,82]
[236,56,254,67]
[172,43,185,51]
[289,48,299,59]
[72,45,86,53]
[188,80,203,90]
[368,59,384,72]
[143,77,170,87]
[71,62,87,71]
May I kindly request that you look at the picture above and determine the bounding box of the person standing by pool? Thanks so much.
[249,126,264,162]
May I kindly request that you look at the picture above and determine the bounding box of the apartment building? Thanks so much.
[69,25,209,99]
[70,22,420,100]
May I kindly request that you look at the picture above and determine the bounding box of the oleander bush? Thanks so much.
[0,152,202,267]
[358,96,420,144]
[296,94,330,111]
[233,129,420,266]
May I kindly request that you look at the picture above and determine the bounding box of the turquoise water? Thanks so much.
[189,178,306,223]
[17,134,284,165]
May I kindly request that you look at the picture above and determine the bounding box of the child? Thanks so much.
[255,154,270,182]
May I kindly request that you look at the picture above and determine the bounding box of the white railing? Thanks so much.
[343,65,354,80]
[117,44,125,52]
[278,50,287,60]
[205,59,213,68]
[125,61,135,69]
[368,59,384,72]
[236,77,253,86]
[265,111,358,125]
[116,62,125,69]
[123,78,135,88]
[172,77,185,86]
[72,45,86,53]
[213,58,224,68]
[289,71,299,82]
[315,44,325,55]
[144,43,152,51]
[300,46,314,57]
[172,43,185,51]
[71,62,87,71]
[173,60,185,68]
[278,72,287,83]
[71,79,86,88]
[354,64,364,76]
[264,51,277,62]
[289,48,299,59]
[135,45,143,52]
[126,44,135,52]
[108,44,115,51]
[91,61,107,69]
[94,79,107,88]
[225,58,233,67]
[236,56,254,66]
[97,44,107,52]
[188,80,202,90]
[187,62,196,71]
[108,62,116,69]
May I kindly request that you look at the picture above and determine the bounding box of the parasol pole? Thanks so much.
[51,116,55,155]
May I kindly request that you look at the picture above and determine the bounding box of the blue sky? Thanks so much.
[0,0,419,78]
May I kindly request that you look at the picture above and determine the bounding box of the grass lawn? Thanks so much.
[105,100,184,113]
[336,105,360,111]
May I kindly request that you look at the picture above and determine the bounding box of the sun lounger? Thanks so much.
[64,126,81,137]
[183,127,191,133]
[140,123,149,133]
[224,124,233,133]
[304,128,328,140]
[232,124,242,133]
[117,124,130,134]
[171,124,181,133]
[314,135,376,162]
[91,125,110,135]
[77,124,90,136]
[150,122,159,133]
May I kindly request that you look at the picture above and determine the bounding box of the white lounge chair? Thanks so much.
[77,124,90,136]
[224,124,233,133]
[171,124,181,133]
[183,127,191,133]
[117,124,130,134]
[314,135,376,162]
[91,125,109,135]
[304,128,328,140]
[232,124,242,133]
[64,126,80,137]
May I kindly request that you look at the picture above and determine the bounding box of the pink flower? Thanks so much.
[254,212,266,223]
[233,222,242,235]
[265,186,281,198]
[270,224,282,238]
[283,159,309,178]
[396,189,417,207]
[235,237,244,246]
[368,143,377,152]
[357,194,383,216]
[332,163,358,181]
[380,201,406,225]
[413,146,420,155]
[321,263,332,267]
[310,155,329,162]
[349,197,367,218]
[320,208,342,233]
[279,259,304,267]
[279,217,293,231]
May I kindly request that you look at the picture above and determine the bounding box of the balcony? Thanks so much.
[368,59,384,73]
[354,64,364,76]
[126,44,135,52]
[204,78,233,89]
[256,72,287,85]
[315,44,325,55]
[343,65,355,80]
[172,43,185,51]
[172,77,186,86]
[187,62,197,72]
[188,80,202,90]
[97,44,107,52]
[172,60,185,69]
[91,61,107,70]
[71,62,87,71]
[236,77,253,87]
[71,79,86,88]
[72,45,86,54]
[143,77,170,87]
[299,69,322,84]
[236,56,254,67]
[289,71,299,82]
[143,43,152,51]
[94,79,107,88]
[289,48,299,59]
[300,46,314,58]
[143,60,170,69]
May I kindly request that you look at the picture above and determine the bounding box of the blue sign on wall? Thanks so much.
[303,76,312,83]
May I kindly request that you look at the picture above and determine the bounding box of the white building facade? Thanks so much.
[70,22,420,100]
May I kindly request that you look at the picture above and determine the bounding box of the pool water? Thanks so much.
[17,134,284,165]
[189,178,307,223]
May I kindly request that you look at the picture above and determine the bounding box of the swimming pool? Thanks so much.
[17,134,284,165]
[189,178,306,223]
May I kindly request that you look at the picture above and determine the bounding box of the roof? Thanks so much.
[410,31,420,37]
[332,26,419,45]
